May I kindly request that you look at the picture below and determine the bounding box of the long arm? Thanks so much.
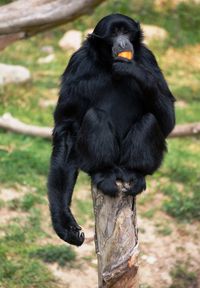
[133,46,175,137]
[113,45,175,137]
[48,47,92,246]
[48,121,84,246]
[113,45,175,195]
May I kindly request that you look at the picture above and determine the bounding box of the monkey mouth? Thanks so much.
[113,50,133,62]
[117,50,133,60]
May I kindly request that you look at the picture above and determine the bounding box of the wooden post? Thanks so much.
[92,185,139,288]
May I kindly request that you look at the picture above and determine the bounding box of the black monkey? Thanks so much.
[48,14,175,246]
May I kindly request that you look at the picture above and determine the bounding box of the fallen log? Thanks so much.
[169,122,200,138]
[0,113,51,139]
[0,113,200,139]
[0,0,105,50]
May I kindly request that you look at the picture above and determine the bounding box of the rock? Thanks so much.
[141,254,157,264]
[142,24,168,44]
[59,30,82,51]
[83,28,94,39]
[0,63,31,85]
[37,54,55,64]
[39,98,57,108]
[58,25,168,51]
[40,45,54,53]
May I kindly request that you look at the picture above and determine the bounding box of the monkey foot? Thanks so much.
[54,223,85,246]
[63,225,85,246]
[52,208,85,246]
[116,168,146,196]
[92,170,119,197]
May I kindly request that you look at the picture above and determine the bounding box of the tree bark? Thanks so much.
[0,113,200,139]
[92,185,139,288]
[0,0,105,50]
[169,122,200,138]
[0,113,51,139]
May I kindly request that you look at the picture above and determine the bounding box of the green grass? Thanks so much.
[0,208,57,287]
[156,224,172,236]
[176,103,200,124]
[0,0,13,5]
[0,0,200,286]
[73,0,200,47]
[156,138,200,221]
[0,133,50,188]
[30,245,76,267]
[0,258,55,288]
[170,262,198,288]
[75,199,93,225]
[141,208,157,219]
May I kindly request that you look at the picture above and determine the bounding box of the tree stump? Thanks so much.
[92,185,139,288]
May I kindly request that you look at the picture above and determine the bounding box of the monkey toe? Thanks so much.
[125,176,146,196]
[97,179,118,197]
[67,228,85,246]
[63,226,85,246]
[53,217,85,246]
[92,170,119,197]
[116,167,135,183]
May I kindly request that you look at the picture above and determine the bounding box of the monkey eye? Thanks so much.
[111,27,119,36]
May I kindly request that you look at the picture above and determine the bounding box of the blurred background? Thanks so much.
[0,0,200,287]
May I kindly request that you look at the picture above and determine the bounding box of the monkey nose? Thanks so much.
[119,39,126,49]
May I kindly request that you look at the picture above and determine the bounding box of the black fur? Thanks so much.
[48,14,175,246]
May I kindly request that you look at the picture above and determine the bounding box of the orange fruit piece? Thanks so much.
[117,51,133,60]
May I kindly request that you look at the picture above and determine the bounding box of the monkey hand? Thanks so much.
[51,207,85,246]
[112,59,135,77]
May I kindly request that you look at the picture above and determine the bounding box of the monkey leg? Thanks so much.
[119,113,166,196]
[77,107,120,196]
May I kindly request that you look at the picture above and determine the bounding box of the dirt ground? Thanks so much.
[1,186,200,288]
[43,210,200,288]
[47,217,200,288]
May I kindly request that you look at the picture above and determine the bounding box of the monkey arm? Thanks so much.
[117,113,166,196]
[112,46,176,137]
[120,113,166,176]
[48,123,85,246]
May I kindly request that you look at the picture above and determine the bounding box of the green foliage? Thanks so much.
[30,245,76,266]
[170,263,198,288]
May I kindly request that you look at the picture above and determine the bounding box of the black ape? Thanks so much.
[48,14,175,246]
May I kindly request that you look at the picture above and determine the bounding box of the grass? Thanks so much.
[75,199,94,225]
[0,0,200,286]
[159,138,200,220]
[0,208,57,287]
[170,262,198,288]
[0,259,55,288]
[30,245,76,267]
[73,0,200,47]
